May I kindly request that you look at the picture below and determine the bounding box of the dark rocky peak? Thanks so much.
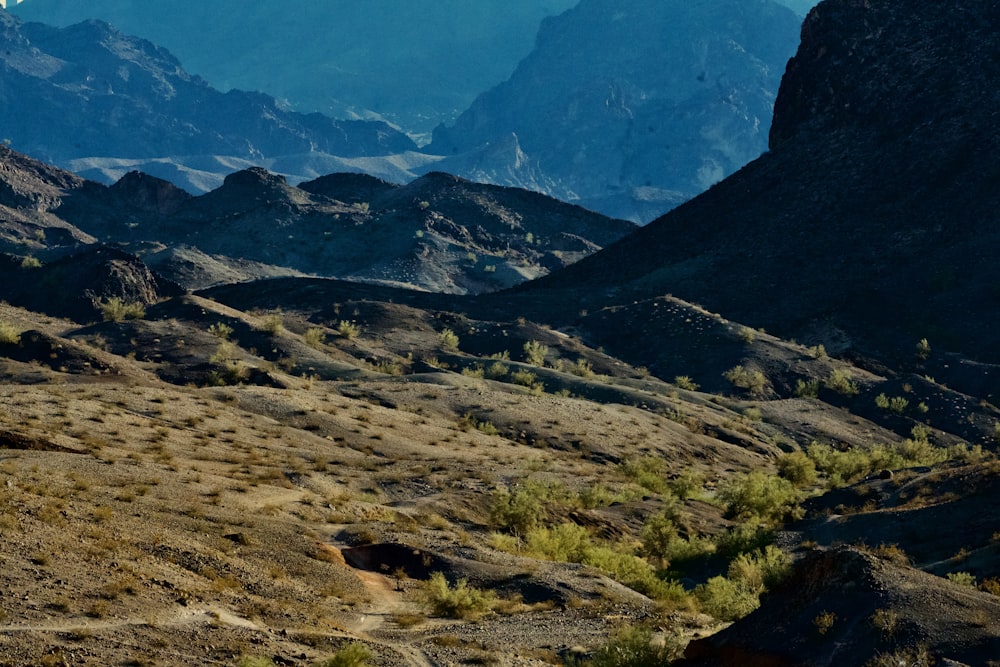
[770,0,1000,149]
[189,167,314,215]
[297,172,399,206]
[108,171,191,215]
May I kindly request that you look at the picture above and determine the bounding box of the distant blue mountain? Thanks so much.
[10,0,578,137]
[427,0,802,222]
[0,11,417,192]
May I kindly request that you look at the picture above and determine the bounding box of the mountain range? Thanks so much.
[6,2,804,222]
[9,0,578,136]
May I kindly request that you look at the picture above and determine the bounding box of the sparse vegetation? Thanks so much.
[99,297,146,322]
[438,328,460,351]
[0,321,21,345]
[724,365,769,395]
[523,340,548,366]
[337,320,361,339]
[422,572,497,620]
[824,368,859,396]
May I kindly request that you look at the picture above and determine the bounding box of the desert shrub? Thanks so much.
[813,611,836,635]
[713,521,773,560]
[584,626,682,667]
[717,472,803,523]
[695,546,789,622]
[875,393,909,414]
[304,327,326,348]
[776,451,818,487]
[582,544,686,601]
[0,321,21,345]
[620,456,668,494]
[20,256,41,269]
[490,483,559,536]
[523,340,548,366]
[484,361,509,379]
[239,657,276,667]
[257,313,283,334]
[438,328,459,350]
[674,375,699,391]
[724,365,769,395]
[207,322,233,340]
[824,368,859,396]
[509,369,544,394]
[737,326,756,343]
[639,511,680,568]
[946,571,977,588]
[567,358,594,378]
[422,572,496,619]
[99,297,145,322]
[916,338,931,360]
[315,642,372,667]
[795,378,820,398]
[865,646,934,667]
[337,320,361,339]
[668,470,705,500]
[807,344,827,358]
[525,523,591,562]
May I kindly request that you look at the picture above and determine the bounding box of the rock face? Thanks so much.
[680,547,1000,666]
[9,0,577,135]
[0,11,416,191]
[517,0,1000,397]
[428,0,802,221]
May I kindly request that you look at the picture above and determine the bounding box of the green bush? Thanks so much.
[257,313,283,335]
[20,256,42,269]
[695,546,789,622]
[422,572,496,619]
[304,327,326,348]
[99,297,145,323]
[438,328,459,350]
[315,642,372,667]
[584,626,682,667]
[717,471,803,523]
[776,451,818,487]
[523,340,548,366]
[0,321,21,345]
[207,322,234,340]
[620,456,668,494]
[674,375,700,391]
[795,378,820,398]
[724,365,769,395]
[337,320,361,339]
[824,368,859,396]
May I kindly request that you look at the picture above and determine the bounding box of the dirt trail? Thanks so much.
[323,542,439,667]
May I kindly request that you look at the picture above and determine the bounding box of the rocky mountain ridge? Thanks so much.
[0,10,419,193]
[429,0,802,221]
[10,0,578,136]
[0,145,636,295]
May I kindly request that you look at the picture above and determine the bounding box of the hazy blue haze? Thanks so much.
[10,0,578,137]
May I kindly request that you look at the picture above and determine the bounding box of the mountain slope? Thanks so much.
[0,145,637,294]
[511,0,1000,398]
[428,0,802,221]
[0,11,417,192]
[10,0,577,136]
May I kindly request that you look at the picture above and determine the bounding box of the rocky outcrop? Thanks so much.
[680,547,1000,666]
[427,0,802,221]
